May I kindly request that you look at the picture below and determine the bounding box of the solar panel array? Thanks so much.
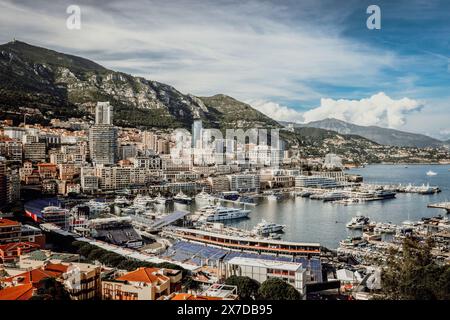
[161,241,322,282]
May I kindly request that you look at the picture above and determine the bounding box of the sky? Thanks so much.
[0,0,449,139]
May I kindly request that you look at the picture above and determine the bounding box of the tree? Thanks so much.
[78,243,94,258]
[224,276,260,300]
[30,278,71,300]
[257,278,301,300]
[381,236,450,300]
[87,248,106,262]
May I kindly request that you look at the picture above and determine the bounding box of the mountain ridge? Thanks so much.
[281,118,446,148]
[0,40,279,130]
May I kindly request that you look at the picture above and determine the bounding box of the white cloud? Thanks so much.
[0,0,396,103]
[439,128,450,140]
[247,100,304,123]
[303,92,423,128]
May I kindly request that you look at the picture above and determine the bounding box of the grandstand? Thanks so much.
[161,241,323,282]
[89,217,143,248]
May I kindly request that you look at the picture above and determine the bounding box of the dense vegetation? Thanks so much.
[224,275,260,300]
[224,275,301,300]
[257,278,302,300]
[71,241,187,277]
[381,237,450,300]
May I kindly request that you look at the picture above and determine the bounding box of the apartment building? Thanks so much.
[102,267,182,300]
[225,257,307,296]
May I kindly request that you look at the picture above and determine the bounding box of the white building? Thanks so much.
[228,173,260,193]
[324,153,343,170]
[295,175,339,189]
[225,257,307,296]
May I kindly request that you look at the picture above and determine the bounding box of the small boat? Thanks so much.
[267,233,282,240]
[426,170,437,176]
[339,236,365,247]
[238,196,255,204]
[296,191,313,198]
[346,215,371,229]
[267,193,282,201]
[173,191,193,204]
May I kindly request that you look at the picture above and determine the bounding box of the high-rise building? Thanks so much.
[89,125,118,165]
[95,102,113,125]
[192,119,203,149]
[89,102,118,165]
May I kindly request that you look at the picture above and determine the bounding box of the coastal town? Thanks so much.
[1,102,449,301]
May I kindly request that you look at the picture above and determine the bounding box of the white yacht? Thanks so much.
[173,191,193,204]
[322,191,348,202]
[346,215,370,229]
[426,170,437,176]
[133,194,155,207]
[252,220,285,235]
[202,206,251,222]
[195,190,215,204]
[154,194,167,205]
[417,184,434,195]
[114,196,130,205]
[374,222,396,234]
[266,193,282,201]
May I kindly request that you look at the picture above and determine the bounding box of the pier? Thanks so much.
[427,202,450,213]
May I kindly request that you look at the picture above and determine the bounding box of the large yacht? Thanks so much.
[133,194,155,207]
[374,190,397,199]
[173,191,193,204]
[195,190,215,204]
[322,191,348,202]
[114,196,131,206]
[154,194,167,205]
[252,220,285,235]
[201,206,251,222]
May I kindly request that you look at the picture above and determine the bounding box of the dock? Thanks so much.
[427,202,450,213]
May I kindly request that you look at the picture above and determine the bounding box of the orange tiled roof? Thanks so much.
[3,266,65,286]
[0,283,34,300]
[170,293,223,301]
[0,218,20,227]
[116,267,169,284]
[37,163,57,167]
[0,241,40,252]
[44,263,69,274]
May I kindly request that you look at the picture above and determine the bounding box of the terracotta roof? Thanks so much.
[3,266,65,286]
[170,293,223,301]
[0,241,40,252]
[116,267,169,284]
[0,218,20,227]
[44,263,69,274]
[37,163,57,167]
[0,283,34,300]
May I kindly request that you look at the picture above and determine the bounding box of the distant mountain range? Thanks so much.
[282,118,448,148]
[0,41,447,151]
[0,41,279,129]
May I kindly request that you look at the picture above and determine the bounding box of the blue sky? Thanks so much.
[0,0,449,138]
